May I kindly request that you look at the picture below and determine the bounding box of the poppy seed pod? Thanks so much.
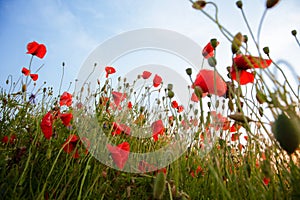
[186,68,192,76]
[208,57,217,68]
[272,112,300,154]
[236,1,243,9]
[291,30,297,36]
[263,47,270,55]
[266,0,280,9]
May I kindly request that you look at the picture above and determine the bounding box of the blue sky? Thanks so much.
[0,0,299,95]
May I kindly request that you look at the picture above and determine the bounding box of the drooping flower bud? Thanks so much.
[263,47,270,55]
[231,32,243,54]
[192,0,206,10]
[266,0,280,9]
[208,57,217,67]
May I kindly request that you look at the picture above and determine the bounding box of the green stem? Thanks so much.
[257,9,268,47]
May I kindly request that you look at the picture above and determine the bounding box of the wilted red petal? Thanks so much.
[230,68,255,85]
[22,67,30,76]
[40,111,53,140]
[230,123,242,132]
[142,71,152,79]
[105,66,116,78]
[202,41,219,59]
[112,91,126,107]
[30,74,38,81]
[60,113,73,126]
[193,69,227,96]
[107,142,130,170]
[152,120,164,141]
[233,54,272,70]
[153,74,162,87]
[60,92,72,107]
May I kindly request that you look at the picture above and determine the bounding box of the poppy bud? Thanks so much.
[167,84,173,91]
[153,172,166,199]
[22,84,27,92]
[263,47,270,55]
[210,38,218,48]
[266,0,280,9]
[291,30,297,36]
[236,1,243,9]
[185,68,192,76]
[272,112,300,154]
[194,86,203,99]
[207,102,211,108]
[6,79,9,85]
[168,90,174,98]
[243,35,248,43]
[228,113,253,123]
[208,57,217,67]
[256,90,267,104]
[231,32,243,54]
[192,0,206,10]
[259,107,264,117]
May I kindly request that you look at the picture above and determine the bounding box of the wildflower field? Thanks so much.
[1,1,300,199]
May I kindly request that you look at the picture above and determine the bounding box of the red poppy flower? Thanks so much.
[230,55,272,85]
[202,41,219,59]
[112,91,126,108]
[244,135,248,141]
[30,74,38,81]
[153,74,162,87]
[142,71,152,79]
[40,111,53,140]
[62,134,80,158]
[60,92,72,107]
[192,69,227,97]
[152,120,165,141]
[26,41,47,59]
[177,105,184,113]
[171,100,178,109]
[107,142,130,170]
[111,122,131,135]
[105,66,116,78]
[127,101,133,109]
[263,177,270,186]
[22,67,30,76]
[230,123,242,132]
[60,113,73,126]
[1,134,16,144]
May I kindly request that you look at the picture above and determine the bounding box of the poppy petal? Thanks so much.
[107,142,130,170]
[30,74,38,81]
[142,71,152,79]
[230,69,255,85]
[22,67,30,76]
[40,111,53,140]
[153,74,162,87]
